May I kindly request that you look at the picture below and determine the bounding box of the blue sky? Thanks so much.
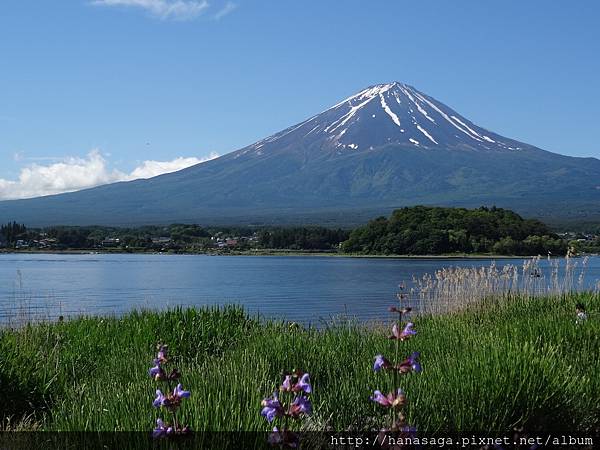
[1,0,599,199]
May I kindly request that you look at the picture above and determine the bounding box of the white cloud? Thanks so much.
[91,0,210,20]
[129,153,219,179]
[0,150,219,200]
[213,1,236,20]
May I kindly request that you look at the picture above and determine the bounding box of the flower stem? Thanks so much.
[173,410,179,431]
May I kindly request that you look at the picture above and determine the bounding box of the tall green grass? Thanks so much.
[1,294,599,435]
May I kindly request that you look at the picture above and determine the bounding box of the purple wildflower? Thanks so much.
[149,363,160,377]
[281,375,292,391]
[156,345,168,363]
[289,395,312,417]
[152,418,173,438]
[408,351,421,373]
[370,390,388,406]
[398,351,422,374]
[261,393,284,422]
[149,363,166,381]
[296,373,312,393]
[154,384,189,411]
[370,388,406,409]
[401,322,417,338]
[373,354,391,372]
[173,383,190,399]
[280,372,312,393]
[390,322,416,341]
[153,389,166,408]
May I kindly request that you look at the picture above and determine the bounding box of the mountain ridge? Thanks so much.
[1,82,600,227]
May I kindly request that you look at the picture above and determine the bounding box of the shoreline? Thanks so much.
[0,248,547,259]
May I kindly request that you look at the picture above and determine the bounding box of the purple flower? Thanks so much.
[402,322,417,338]
[369,388,406,409]
[156,345,168,363]
[152,418,173,438]
[261,407,280,423]
[149,363,160,377]
[390,322,416,341]
[153,389,166,408]
[373,354,391,372]
[389,323,400,339]
[398,351,422,373]
[369,390,388,406]
[296,373,312,393]
[289,395,312,417]
[261,393,284,422]
[154,384,189,411]
[173,383,190,399]
[148,363,166,380]
[408,351,422,373]
[281,372,312,393]
[281,375,292,391]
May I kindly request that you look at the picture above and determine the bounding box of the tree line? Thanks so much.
[340,206,567,256]
[0,206,579,255]
[0,223,348,252]
[257,227,349,250]
[0,222,27,245]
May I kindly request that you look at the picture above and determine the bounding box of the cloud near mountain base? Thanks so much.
[0,150,218,200]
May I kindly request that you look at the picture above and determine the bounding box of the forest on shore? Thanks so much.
[1,206,596,256]
[341,206,569,256]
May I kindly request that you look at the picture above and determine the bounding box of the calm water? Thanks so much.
[1,253,598,325]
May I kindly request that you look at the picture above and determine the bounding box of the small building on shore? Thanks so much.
[15,239,29,249]
[151,237,172,245]
[101,238,121,248]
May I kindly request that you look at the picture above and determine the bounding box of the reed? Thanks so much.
[410,256,593,314]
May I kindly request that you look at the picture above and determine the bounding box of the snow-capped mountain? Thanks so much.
[1,82,600,226]
[238,82,526,157]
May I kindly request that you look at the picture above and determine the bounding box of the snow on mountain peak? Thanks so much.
[244,82,525,156]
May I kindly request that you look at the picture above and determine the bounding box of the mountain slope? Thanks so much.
[2,82,600,226]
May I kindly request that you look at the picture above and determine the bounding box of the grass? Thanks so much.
[1,293,599,436]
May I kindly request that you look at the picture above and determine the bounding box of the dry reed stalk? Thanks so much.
[407,255,593,315]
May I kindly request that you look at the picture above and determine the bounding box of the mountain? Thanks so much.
[2,81,600,227]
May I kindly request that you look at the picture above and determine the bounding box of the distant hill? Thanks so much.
[341,206,566,256]
[1,81,600,226]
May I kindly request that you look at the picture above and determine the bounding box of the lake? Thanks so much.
[1,253,598,325]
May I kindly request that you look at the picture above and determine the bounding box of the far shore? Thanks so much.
[0,248,566,259]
